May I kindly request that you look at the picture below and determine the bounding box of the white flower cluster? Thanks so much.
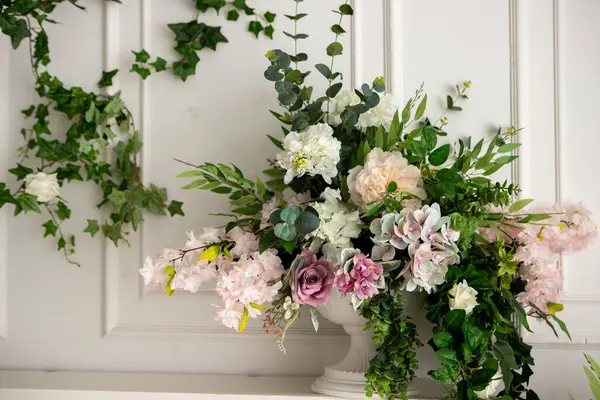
[306,188,361,249]
[276,123,341,184]
[323,89,398,132]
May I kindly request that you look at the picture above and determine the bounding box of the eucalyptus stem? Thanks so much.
[293,0,300,69]
[325,0,350,119]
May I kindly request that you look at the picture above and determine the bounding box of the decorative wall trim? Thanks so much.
[0,37,10,340]
[101,0,122,338]
[508,0,520,189]
[350,0,384,89]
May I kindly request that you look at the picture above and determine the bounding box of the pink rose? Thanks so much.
[291,250,335,307]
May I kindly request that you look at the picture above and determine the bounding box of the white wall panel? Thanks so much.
[1,0,600,397]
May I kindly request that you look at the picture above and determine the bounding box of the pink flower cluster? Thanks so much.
[514,203,597,313]
[371,203,460,293]
[334,253,384,300]
[214,250,285,331]
[139,228,224,293]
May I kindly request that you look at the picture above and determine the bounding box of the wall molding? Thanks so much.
[0,37,9,339]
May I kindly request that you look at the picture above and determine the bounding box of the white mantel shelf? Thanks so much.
[0,371,443,400]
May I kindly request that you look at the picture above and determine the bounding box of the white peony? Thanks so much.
[24,172,60,203]
[307,188,361,248]
[277,123,341,184]
[474,369,503,399]
[323,89,360,126]
[357,93,397,132]
[448,280,479,314]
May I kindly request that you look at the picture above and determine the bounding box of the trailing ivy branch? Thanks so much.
[0,1,184,265]
[130,0,277,82]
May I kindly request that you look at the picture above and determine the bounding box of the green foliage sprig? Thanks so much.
[1,0,183,265]
[361,289,421,400]
[130,0,276,82]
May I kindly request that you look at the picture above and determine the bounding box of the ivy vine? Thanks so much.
[0,0,185,265]
[130,0,276,82]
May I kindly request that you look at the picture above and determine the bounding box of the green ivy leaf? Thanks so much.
[195,0,227,13]
[84,219,100,237]
[56,201,71,220]
[132,49,151,63]
[227,9,240,21]
[42,220,58,237]
[130,64,151,80]
[149,57,167,72]
[264,25,274,39]
[264,11,276,23]
[98,69,119,88]
[167,200,185,217]
[17,194,41,214]
[248,21,263,38]
[8,164,33,180]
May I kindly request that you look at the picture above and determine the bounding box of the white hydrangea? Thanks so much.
[276,123,341,184]
[322,89,360,126]
[306,188,361,248]
[357,93,397,132]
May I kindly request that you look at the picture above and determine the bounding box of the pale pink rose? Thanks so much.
[291,250,335,307]
[213,303,245,331]
[347,148,426,210]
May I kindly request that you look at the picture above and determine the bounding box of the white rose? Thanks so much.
[24,172,60,203]
[474,369,503,399]
[448,280,479,314]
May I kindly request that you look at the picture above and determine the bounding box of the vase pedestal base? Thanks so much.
[311,367,420,399]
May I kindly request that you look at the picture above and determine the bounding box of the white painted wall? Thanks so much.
[1,1,600,399]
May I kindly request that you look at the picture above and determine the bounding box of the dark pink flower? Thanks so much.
[349,254,383,283]
[333,270,354,295]
[292,250,335,307]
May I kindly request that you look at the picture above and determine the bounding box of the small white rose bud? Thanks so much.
[24,172,60,203]
[448,280,479,314]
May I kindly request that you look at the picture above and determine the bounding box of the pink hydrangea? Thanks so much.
[333,253,383,301]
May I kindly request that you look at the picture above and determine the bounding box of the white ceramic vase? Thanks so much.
[311,289,421,399]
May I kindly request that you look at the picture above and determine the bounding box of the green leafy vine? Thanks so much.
[0,0,183,265]
[130,0,276,82]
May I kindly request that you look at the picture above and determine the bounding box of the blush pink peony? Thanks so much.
[347,148,426,210]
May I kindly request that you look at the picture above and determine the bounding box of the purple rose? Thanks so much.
[292,250,335,307]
